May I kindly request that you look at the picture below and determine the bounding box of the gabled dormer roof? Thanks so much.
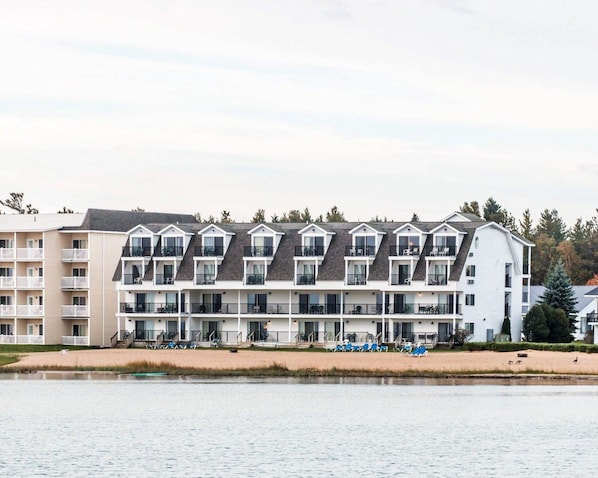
[298,223,335,236]
[157,224,193,236]
[442,211,484,222]
[247,224,285,236]
[198,224,235,236]
[349,223,386,235]
[429,222,466,235]
[392,223,427,235]
[126,225,155,235]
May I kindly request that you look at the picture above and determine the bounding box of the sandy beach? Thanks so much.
[4,347,598,377]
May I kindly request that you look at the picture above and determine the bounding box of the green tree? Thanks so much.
[460,201,481,217]
[410,213,420,222]
[220,210,234,224]
[131,207,145,212]
[522,304,549,342]
[519,209,534,240]
[542,304,573,343]
[531,233,558,285]
[57,207,74,214]
[540,259,578,331]
[500,317,512,339]
[537,208,567,243]
[325,206,346,222]
[300,208,313,223]
[482,197,516,229]
[251,209,266,223]
[0,192,39,214]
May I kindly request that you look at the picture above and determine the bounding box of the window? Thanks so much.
[73,324,87,336]
[465,294,475,306]
[72,268,86,277]
[465,323,475,335]
[1,323,13,335]
[0,296,12,305]
[466,265,476,277]
[72,239,87,249]
[73,296,86,306]
[505,263,512,288]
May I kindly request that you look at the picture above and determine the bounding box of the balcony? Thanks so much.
[0,277,15,288]
[195,274,215,285]
[296,274,315,285]
[194,246,224,257]
[16,305,44,316]
[427,274,447,286]
[0,248,16,260]
[389,246,420,257]
[16,248,43,260]
[190,303,237,314]
[123,274,143,285]
[120,302,183,314]
[346,274,367,285]
[345,246,375,257]
[154,246,184,257]
[246,274,265,285]
[17,277,44,289]
[423,245,456,257]
[390,274,412,285]
[244,246,273,257]
[390,303,462,315]
[62,305,90,317]
[15,335,43,345]
[61,277,89,289]
[122,246,153,258]
[155,275,175,285]
[62,335,89,346]
[61,249,89,261]
[294,245,324,257]
[0,305,15,316]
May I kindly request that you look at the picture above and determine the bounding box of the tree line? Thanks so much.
[2,192,596,285]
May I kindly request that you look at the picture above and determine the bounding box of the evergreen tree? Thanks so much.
[325,206,346,222]
[220,210,234,224]
[519,209,534,240]
[537,208,567,243]
[540,259,578,331]
[410,213,420,222]
[522,304,549,342]
[542,304,574,343]
[460,201,481,217]
[251,209,266,223]
[0,192,39,214]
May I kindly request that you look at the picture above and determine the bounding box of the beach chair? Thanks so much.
[369,343,379,352]
[334,344,344,352]
[411,345,428,357]
[400,342,413,354]
[379,344,389,352]
[360,343,370,352]
[344,343,354,352]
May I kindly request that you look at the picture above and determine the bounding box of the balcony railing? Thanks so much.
[0,277,15,288]
[390,303,461,315]
[346,274,367,285]
[345,246,376,257]
[294,245,324,257]
[195,274,215,285]
[423,245,457,257]
[61,305,90,317]
[244,246,273,257]
[154,246,185,257]
[0,334,16,344]
[122,246,153,257]
[0,248,16,260]
[16,335,43,345]
[0,305,15,316]
[123,274,143,285]
[61,249,89,261]
[296,274,315,285]
[62,335,89,346]
[389,246,421,257]
[194,246,224,257]
[190,303,237,314]
[155,275,175,285]
[427,274,447,286]
[61,277,89,289]
[246,274,265,285]
[120,302,183,314]
[17,277,44,289]
[16,248,43,260]
[134,329,160,341]
[390,274,412,285]
[16,305,44,316]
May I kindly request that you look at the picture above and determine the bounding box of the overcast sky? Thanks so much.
[1,1,596,225]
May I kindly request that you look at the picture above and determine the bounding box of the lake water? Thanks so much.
[1,374,597,477]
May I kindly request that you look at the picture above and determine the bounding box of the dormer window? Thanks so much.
[399,235,420,256]
[434,235,456,256]
[203,236,224,256]
[302,235,324,256]
[162,236,183,256]
[250,235,273,257]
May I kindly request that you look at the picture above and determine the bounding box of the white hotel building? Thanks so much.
[113,211,533,348]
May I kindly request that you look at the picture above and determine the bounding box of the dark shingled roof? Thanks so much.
[368,230,390,280]
[69,209,197,232]
[267,227,299,281]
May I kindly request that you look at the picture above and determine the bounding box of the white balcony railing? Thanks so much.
[62,335,89,346]
[0,305,16,316]
[61,249,90,261]
[16,277,44,289]
[61,277,89,289]
[0,248,16,260]
[16,305,44,316]
[61,305,90,317]
[0,335,16,344]
[0,277,16,288]
[16,335,44,345]
[16,248,44,260]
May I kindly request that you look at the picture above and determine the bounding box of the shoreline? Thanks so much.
[4,348,598,381]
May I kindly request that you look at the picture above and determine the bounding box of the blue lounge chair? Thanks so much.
[344,343,354,352]
[334,344,344,352]
[411,345,428,357]
[351,344,361,352]
[360,343,370,352]
[370,343,379,352]
[379,344,389,352]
